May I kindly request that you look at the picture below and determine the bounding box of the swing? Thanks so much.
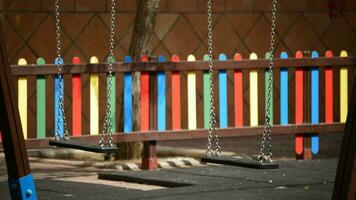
[49,0,118,153]
[201,0,279,169]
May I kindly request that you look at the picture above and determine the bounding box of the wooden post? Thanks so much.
[142,141,157,170]
[302,51,312,160]
[0,20,37,199]
[332,66,356,199]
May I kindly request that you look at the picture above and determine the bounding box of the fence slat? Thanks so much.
[340,50,348,123]
[123,56,133,133]
[219,54,228,128]
[187,55,197,130]
[72,57,81,136]
[280,52,289,125]
[203,55,210,129]
[249,53,258,126]
[311,51,319,154]
[325,51,334,123]
[157,55,166,131]
[36,58,46,139]
[234,53,243,127]
[54,58,64,137]
[265,52,273,125]
[18,58,27,139]
[107,56,116,132]
[295,51,304,155]
[141,55,150,131]
[89,56,99,135]
[171,55,181,130]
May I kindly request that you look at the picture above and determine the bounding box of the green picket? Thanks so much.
[203,54,211,129]
[264,52,273,125]
[107,56,116,132]
[36,58,46,138]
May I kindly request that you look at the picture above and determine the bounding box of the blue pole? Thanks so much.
[280,52,288,125]
[54,57,64,137]
[123,56,133,133]
[218,53,228,128]
[157,55,166,131]
[311,51,320,154]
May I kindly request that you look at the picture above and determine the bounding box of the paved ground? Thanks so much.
[0,133,342,199]
[0,158,337,200]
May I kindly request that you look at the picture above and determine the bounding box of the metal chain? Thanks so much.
[54,0,117,148]
[99,0,116,147]
[206,0,221,157]
[55,0,69,140]
[257,0,278,164]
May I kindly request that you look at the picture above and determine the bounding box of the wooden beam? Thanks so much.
[10,57,356,76]
[0,18,31,179]
[0,123,344,150]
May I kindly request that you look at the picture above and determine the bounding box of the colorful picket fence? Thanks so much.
[12,50,352,157]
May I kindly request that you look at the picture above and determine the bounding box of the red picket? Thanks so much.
[234,53,243,127]
[72,57,82,136]
[171,55,181,130]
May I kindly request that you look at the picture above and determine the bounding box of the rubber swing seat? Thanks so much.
[49,139,118,153]
[201,156,279,169]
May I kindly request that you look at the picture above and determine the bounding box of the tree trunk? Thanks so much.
[115,0,160,160]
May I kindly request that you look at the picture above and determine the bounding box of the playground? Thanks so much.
[0,0,356,199]
[0,153,340,199]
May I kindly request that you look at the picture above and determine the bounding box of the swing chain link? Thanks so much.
[257,0,278,164]
[54,0,117,148]
[99,0,116,147]
[55,0,69,141]
[206,0,221,157]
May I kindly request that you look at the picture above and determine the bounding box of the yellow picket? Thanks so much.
[187,54,197,130]
[18,58,28,138]
[340,50,348,123]
[249,53,258,126]
[90,56,99,135]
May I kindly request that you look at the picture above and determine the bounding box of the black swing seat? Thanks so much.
[201,156,279,169]
[49,139,118,154]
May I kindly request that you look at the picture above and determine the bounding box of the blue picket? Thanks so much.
[280,52,288,125]
[311,51,320,154]
[54,58,64,137]
[157,55,166,131]
[123,56,133,133]
[218,53,228,128]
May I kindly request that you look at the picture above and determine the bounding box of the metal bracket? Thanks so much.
[8,173,37,200]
